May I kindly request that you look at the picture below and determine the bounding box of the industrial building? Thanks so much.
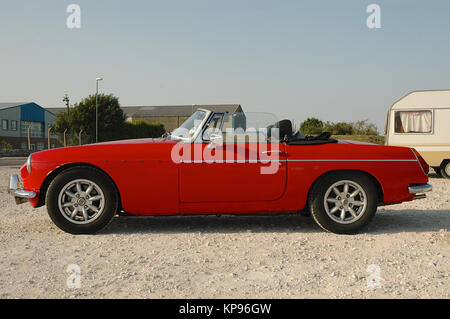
[0,102,58,150]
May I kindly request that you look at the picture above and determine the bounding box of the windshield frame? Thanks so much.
[169,108,212,143]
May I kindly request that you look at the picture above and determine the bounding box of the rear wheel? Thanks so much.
[46,167,119,234]
[439,161,450,179]
[308,172,378,234]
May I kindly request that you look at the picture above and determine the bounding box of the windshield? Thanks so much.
[231,112,279,131]
[171,110,208,139]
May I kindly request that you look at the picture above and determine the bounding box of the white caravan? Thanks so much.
[385,89,450,178]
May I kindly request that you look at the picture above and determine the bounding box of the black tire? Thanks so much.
[439,161,450,179]
[432,167,442,177]
[298,210,311,217]
[308,171,378,234]
[46,167,119,234]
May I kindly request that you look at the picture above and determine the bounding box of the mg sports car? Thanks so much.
[9,109,432,234]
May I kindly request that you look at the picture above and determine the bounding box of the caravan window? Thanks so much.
[394,110,432,133]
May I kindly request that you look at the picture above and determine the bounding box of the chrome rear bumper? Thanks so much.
[408,183,432,200]
[8,174,36,204]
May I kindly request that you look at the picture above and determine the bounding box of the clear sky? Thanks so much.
[0,0,449,133]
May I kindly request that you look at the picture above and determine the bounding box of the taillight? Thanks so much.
[411,148,429,175]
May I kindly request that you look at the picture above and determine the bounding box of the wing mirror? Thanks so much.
[207,133,223,149]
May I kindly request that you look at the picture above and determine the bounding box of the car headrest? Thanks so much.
[273,119,293,141]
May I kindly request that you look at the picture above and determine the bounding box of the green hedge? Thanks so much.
[299,118,379,136]
[120,121,166,139]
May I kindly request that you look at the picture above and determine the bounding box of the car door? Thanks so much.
[179,113,287,202]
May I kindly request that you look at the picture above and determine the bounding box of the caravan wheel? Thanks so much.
[440,161,450,179]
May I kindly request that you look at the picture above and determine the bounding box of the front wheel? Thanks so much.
[308,172,378,234]
[46,167,119,234]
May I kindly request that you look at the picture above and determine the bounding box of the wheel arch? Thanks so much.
[36,162,122,209]
[306,169,384,207]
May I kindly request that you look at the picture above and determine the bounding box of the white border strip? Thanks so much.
[286,159,416,162]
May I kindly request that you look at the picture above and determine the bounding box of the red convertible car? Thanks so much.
[9,109,432,234]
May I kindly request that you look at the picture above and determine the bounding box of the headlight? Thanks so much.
[26,154,32,173]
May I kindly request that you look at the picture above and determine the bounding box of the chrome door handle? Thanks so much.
[261,150,285,155]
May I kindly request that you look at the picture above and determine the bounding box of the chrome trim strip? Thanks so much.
[26,154,32,174]
[409,147,427,176]
[261,150,284,154]
[408,184,432,194]
[9,174,21,194]
[9,174,37,204]
[182,160,264,164]
[180,159,417,163]
[14,190,37,199]
[286,159,417,162]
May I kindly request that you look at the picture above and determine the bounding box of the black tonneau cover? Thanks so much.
[286,131,338,145]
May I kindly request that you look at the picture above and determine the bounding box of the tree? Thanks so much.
[1,140,13,150]
[53,94,125,142]
[299,117,324,135]
[351,119,379,135]
[298,117,379,136]
[324,121,354,135]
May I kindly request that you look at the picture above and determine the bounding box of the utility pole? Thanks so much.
[27,126,31,150]
[63,129,67,147]
[78,129,83,145]
[48,126,51,149]
[95,77,103,143]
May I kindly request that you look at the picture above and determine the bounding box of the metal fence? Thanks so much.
[0,131,94,154]
[53,130,94,148]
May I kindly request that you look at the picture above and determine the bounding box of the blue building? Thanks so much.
[0,102,58,150]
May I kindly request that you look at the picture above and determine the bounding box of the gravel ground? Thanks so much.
[0,166,448,299]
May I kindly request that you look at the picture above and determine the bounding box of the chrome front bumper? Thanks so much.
[8,174,36,204]
[408,183,432,200]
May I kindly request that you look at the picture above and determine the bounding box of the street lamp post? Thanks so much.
[95,77,103,143]
[63,90,70,115]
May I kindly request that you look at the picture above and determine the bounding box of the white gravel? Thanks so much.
[0,166,448,299]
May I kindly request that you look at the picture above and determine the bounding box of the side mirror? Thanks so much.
[207,133,223,149]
